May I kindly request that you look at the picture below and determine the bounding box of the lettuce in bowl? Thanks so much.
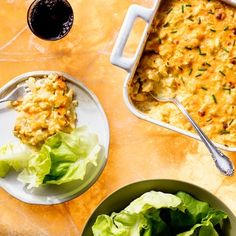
[92,191,228,236]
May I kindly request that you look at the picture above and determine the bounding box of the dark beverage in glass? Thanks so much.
[27,0,74,41]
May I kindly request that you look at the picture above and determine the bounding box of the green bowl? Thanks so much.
[82,179,236,236]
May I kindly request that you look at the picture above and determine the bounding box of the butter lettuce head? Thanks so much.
[17,127,100,188]
[92,191,228,236]
[43,127,100,185]
[92,191,186,236]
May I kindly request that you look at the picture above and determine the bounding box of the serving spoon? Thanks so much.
[150,92,234,176]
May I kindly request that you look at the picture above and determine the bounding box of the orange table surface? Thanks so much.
[0,0,235,235]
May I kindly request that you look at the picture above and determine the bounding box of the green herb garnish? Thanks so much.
[163,22,170,27]
[198,47,206,56]
[210,29,216,32]
[219,130,230,135]
[196,74,202,77]
[198,68,207,71]
[219,70,226,76]
[223,87,231,94]
[201,86,208,90]
[224,26,229,31]
[223,48,229,53]
[229,119,234,126]
[189,68,193,75]
[212,94,217,104]
[198,17,201,24]
[182,5,185,13]
[167,8,173,14]
[185,46,192,50]
[187,15,194,22]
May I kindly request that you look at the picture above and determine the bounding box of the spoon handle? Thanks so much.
[173,98,234,176]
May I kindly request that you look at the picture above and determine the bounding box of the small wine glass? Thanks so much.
[27,0,74,41]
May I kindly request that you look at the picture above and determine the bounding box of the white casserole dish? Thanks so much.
[110,0,236,152]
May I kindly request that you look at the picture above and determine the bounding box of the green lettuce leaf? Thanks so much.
[144,209,171,236]
[16,127,101,188]
[178,209,228,236]
[17,145,51,188]
[0,161,10,177]
[169,191,210,232]
[92,191,185,236]
[43,127,100,185]
[177,220,219,236]
[125,191,185,214]
[176,191,210,223]
[92,212,149,236]
[202,209,228,226]
[0,143,34,177]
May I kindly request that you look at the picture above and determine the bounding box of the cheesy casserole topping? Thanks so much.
[12,74,77,147]
[130,0,236,147]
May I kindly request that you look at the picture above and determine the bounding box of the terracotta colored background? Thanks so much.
[0,0,235,235]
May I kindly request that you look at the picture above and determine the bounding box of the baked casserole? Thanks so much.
[129,0,236,147]
[12,73,77,147]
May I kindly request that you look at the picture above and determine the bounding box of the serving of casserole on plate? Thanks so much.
[12,74,78,147]
[0,71,109,204]
[111,0,236,150]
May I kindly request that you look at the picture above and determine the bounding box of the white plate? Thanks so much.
[0,71,109,205]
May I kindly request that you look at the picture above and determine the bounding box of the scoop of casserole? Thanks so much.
[12,73,77,147]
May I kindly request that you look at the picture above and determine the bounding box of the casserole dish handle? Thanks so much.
[110,4,153,72]
[222,0,236,7]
